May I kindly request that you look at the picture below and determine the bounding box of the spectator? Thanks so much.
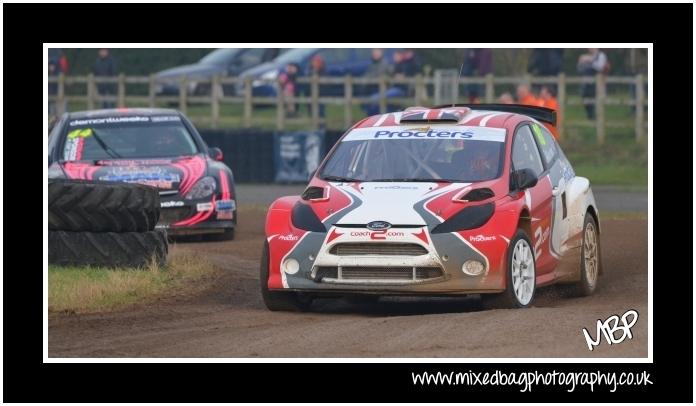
[516,84,541,106]
[528,49,564,76]
[528,49,564,95]
[365,48,393,78]
[498,92,514,104]
[48,58,60,116]
[363,49,420,116]
[279,63,299,117]
[539,86,558,111]
[92,48,118,109]
[577,48,609,119]
[309,55,326,122]
[463,48,493,103]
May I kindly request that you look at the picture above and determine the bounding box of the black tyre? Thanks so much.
[568,213,601,296]
[482,229,536,309]
[204,228,235,242]
[48,230,168,268]
[49,179,160,233]
[259,241,310,312]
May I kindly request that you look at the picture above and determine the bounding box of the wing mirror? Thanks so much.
[209,147,224,162]
[513,168,538,190]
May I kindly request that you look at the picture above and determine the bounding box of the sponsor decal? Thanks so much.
[412,229,429,245]
[69,116,150,126]
[161,200,185,208]
[532,123,546,145]
[374,185,419,190]
[197,202,214,212]
[67,128,93,139]
[97,159,173,166]
[374,129,474,139]
[99,166,181,189]
[534,226,551,260]
[278,233,299,241]
[342,126,506,142]
[327,229,343,243]
[151,115,182,123]
[469,234,497,242]
[216,211,234,220]
[349,230,406,239]
[215,199,236,211]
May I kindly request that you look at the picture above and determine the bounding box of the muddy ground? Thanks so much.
[49,202,648,358]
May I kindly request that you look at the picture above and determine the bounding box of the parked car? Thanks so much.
[260,104,602,310]
[155,48,285,96]
[48,108,237,240]
[236,48,397,97]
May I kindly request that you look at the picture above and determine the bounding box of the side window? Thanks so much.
[316,49,352,64]
[512,125,544,178]
[531,122,558,166]
[237,48,266,69]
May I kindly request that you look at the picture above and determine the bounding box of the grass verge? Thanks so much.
[48,247,217,314]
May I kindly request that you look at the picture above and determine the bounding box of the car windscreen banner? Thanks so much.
[274,130,325,183]
[343,125,506,142]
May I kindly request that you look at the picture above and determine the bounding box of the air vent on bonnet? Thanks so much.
[301,186,329,201]
[399,108,466,123]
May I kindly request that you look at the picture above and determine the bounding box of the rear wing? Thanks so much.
[433,103,557,126]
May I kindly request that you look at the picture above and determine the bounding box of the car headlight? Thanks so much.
[431,203,495,234]
[185,176,216,200]
[291,202,325,232]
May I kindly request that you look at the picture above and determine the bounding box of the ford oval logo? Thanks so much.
[366,221,392,231]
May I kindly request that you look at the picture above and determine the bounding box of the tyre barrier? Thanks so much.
[48,179,168,268]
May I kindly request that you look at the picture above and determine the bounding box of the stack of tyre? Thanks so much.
[48,179,168,268]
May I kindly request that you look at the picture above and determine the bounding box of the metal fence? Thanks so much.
[48,73,647,144]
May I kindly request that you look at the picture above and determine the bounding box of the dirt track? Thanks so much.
[49,208,648,358]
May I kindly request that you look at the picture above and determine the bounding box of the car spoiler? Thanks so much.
[433,103,557,126]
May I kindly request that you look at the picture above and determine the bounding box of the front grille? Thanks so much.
[330,243,428,256]
[159,207,194,224]
[342,267,413,279]
[314,266,443,282]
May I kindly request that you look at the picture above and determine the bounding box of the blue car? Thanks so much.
[155,48,287,96]
[236,48,397,97]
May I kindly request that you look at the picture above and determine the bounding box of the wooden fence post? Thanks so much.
[595,73,606,145]
[211,75,220,129]
[117,73,126,108]
[557,73,566,139]
[378,74,387,114]
[148,74,156,107]
[243,76,252,128]
[311,73,319,130]
[57,73,66,115]
[276,78,285,131]
[635,74,645,142]
[414,74,424,106]
[484,73,494,103]
[87,73,96,110]
[179,76,187,114]
[344,75,353,130]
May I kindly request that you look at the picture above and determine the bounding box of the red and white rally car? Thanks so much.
[261,104,602,311]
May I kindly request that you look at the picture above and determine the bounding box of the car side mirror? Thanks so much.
[209,147,223,162]
[513,168,538,190]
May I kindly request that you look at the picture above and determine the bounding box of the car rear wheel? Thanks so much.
[482,229,536,309]
[259,241,310,312]
[568,213,600,296]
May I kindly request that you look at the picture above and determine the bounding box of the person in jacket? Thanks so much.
[577,48,609,119]
[92,48,118,108]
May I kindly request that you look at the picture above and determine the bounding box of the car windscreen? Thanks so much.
[319,126,506,183]
[62,115,198,161]
[200,48,241,65]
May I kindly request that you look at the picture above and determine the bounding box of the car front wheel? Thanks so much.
[482,229,536,309]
